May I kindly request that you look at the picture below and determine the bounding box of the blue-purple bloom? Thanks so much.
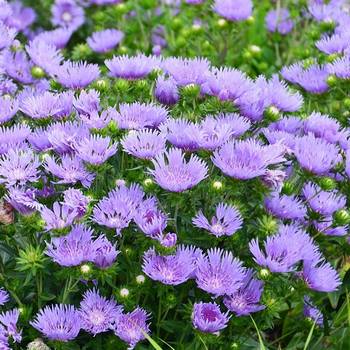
[30,304,81,341]
[0,22,16,50]
[265,8,294,35]
[0,309,22,344]
[195,248,245,296]
[93,236,119,269]
[79,289,123,335]
[328,55,350,79]
[40,202,78,231]
[213,0,253,22]
[192,302,230,334]
[5,186,39,215]
[154,75,179,105]
[303,297,323,326]
[0,289,9,306]
[87,29,124,53]
[62,188,90,218]
[150,148,208,192]
[51,0,85,30]
[0,96,18,124]
[192,202,243,237]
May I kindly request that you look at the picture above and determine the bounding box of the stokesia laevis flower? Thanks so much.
[150,148,208,192]
[62,188,90,218]
[316,32,350,55]
[114,307,150,350]
[79,289,123,335]
[105,54,160,80]
[0,289,9,306]
[28,127,51,152]
[192,302,230,334]
[142,246,200,285]
[0,96,18,124]
[121,129,166,160]
[302,259,341,292]
[294,133,342,175]
[30,304,81,341]
[265,8,294,34]
[154,75,179,105]
[0,22,16,50]
[0,149,40,187]
[223,269,265,316]
[4,186,39,215]
[0,309,22,343]
[212,139,286,180]
[2,50,34,85]
[213,0,253,22]
[192,202,243,237]
[265,192,307,221]
[40,202,78,231]
[303,297,323,326]
[249,224,320,273]
[113,102,168,130]
[75,135,117,165]
[73,89,100,116]
[44,154,95,188]
[34,27,73,49]
[54,61,100,89]
[328,55,350,79]
[195,248,245,296]
[51,0,85,31]
[93,235,119,268]
[46,224,97,266]
[0,125,31,155]
[87,29,124,53]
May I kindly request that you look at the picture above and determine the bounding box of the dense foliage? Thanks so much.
[1,0,350,349]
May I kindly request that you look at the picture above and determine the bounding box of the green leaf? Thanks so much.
[303,320,317,350]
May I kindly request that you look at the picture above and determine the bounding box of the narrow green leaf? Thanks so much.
[303,320,317,350]
[141,330,163,350]
[250,315,266,350]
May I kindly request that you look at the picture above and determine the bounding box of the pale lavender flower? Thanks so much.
[269,116,304,134]
[195,248,245,296]
[212,139,286,180]
[114,102,168,129]
[40,202,78,231]
[93,236,119,268]
[0,289,9,306]
[303,297,323,326]
[215,113,251,137]
[75,135,117,165]
[105,54,160,80]
[213,0,253,22]
[30,304,81,341]
[223,269,265,316]
[34,28,73,49]
[0,78,17,96]
[73,89,100,116]
[150,148,208,192]
[162,57,210,86]
[62,188,90,217]
[79,289,123,335]
[0,125,30,155]
[87,29,124,53]
[192,203,243,237]
[54,61,100,89]
[3,50,33,84]
[46,224,96,266]
[192,302,230,333]
[0,149,40,187]
[160,232,177,248]
[265,193,307,221]
[328,55,350,79]
[316,32,350,54]
[0,309,22,343]
[0,96,18,124]
[44,154,95,188]
[0,23,16,50]
[265,8,294,34]
[262,169,287,191]
[28,127,51,152]
[114,307,150,350]
[314,216,348,237]
[121,129,166,159]
[294,134,341,175]
[142,246,199,285]
[5,186,39,215]
[79,108,112,129]
[249,224,320,273]
[154,75,179,105]
[0,0,12,22]
[51,0,85,30]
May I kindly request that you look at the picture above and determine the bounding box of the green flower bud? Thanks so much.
[248,45,262,58]
[80,264,91,274]
[119,288,130,298]
[143,178,154,187]
[258,215,277,235]
[212,181,223,190]
[326,74,337,86]
[175,37,187,49]
[16,245,47,276]
[344,98,350,109]
[31,66,45,79]
[166,293,177,308]
[217,19,227,28]
[114,79,129,92]
[265,106,280,121]
[246,16,255,25]
[136,274,146,284]
[258,268,271,280]
[318,177,337,191]
[171,18,182,30]
[94,78,109,92]
[135,79,149,93]
[114,3,129,15]
[72,43,92,60]
[118,45,128,54]
[333,209,350,226]
[282,181,295,195]
[182,84,200,98]
[326,53,340,63]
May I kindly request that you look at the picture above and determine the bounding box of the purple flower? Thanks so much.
[150,148,208,192]
[223,269,265,316]
[3,50,33,85]
[154,75,179,105]
[316,32,350,54]
[26,39,63,75]
[51,0,85,30]
[54,61,100,89]
[92,184,144,234]
[303,297,323,326]
[0,125,31,155]
[0,289,9,306]
[113,102,168,129]
[87,29,124,53]
[73,89,100,116]
[213,0,253,22]
[265,193,307,221]
[265,8,294,35]
[303,182,346,216]
[79,289,123,335]
[75,135,117,165]
[45,154,95,188]
[79,108,112,129]
[162,57,209,86]
[114,307,150,350]
[105,54,160,80]
[46,224,96,266]
[262,169,287,191]
[249,224,320,273]
[212,139,286,180]
[40,202,78,231]
[62,188,90,217]
[294,134,341,175]
[0,22,16,50]
[192,302,230,333]
[0,309,22,343]
[0,149,40,187]
[328,55,350,79]
[121,129,166,160]
[142,246,199,285]
[314,216,348,237]
[0,0,12,22]
[0,96,18,124]
[5,2,36,31]
[192,203,243,237]
[34,28,73,49]
[0,78,17,96]
[4,186,39,215]
[30,304,81,341]
[270,116,304,134]
[93,236,119,268]
[160,232,177,248]
[302,259,341,292]
[195,248,245,296]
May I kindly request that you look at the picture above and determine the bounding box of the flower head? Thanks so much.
[154,75,179,105]
[0,289,9,306]
[213,0,253,22]
[62,188,90,218]
[0,309,22,343]
[40,202,78,231]
[87,29,124,53]
[93,236,119,268]
[4,186,39,215]
[51,0,85,30]
[303,297,323,326]
[265,8,294,34]
[0,96,18,124]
